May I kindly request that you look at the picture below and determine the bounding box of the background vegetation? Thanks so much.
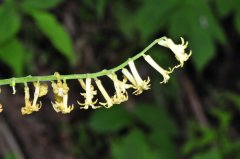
[1,0,240,159]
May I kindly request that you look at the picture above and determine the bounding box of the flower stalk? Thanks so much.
[0,36,191,114]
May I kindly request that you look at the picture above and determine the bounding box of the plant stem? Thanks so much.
[0,37,165,86]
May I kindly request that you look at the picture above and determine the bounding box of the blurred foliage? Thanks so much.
[0,0,73,76]
[1,0,240,159]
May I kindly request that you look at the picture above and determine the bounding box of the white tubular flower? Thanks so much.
[21,82,48,115]
[95,78,113,108]
[0,104,2,113]
[158,37,192,67]
[78,78,100,109]
[51,73,74,114]
[144,55,172,84]
[108,73,132,104]
[122,61,150,95]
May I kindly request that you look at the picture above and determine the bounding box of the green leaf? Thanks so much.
[131,103,178,159]
[30,11,74,63]
[0,3,21,44]
[89,106,132,133]
[131,103,177,135]
[0,39,25,76]
[3,153,17,159]
[22,0,64,10]
[149,129,177,159]
[114,0,179,41]
[235,11,240,35]
[96,0,107,19]
[192,148,222,159]
[111,129,157,159]
[190,33,215,72]
[168,0,226,71]
[215,0,239,18]
[222,92,240,109]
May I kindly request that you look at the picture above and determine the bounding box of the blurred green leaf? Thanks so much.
[0,2,21,44]
[192,148,222,159]
[115,0,179,41]
[183,126,216,154]
[131,103,178,159]
[96,0,107,19]
[149,129,177,159]
[0,39,25,76]
[89,106,132,133]
[235,11,240,35]
[190,33,215,71]
[222,92,240,110]
[215,0,240,18]
[111,129,157,159]
[211,108,232,130]
[3,153,17,159]
[168,0,225,71]
[30,10,74,63]
[22,0,64,10]
[131,103,177,135]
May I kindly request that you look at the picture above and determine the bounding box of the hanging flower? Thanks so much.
[108,73,132,104]
[158,37,192,67]
[95,78,113,108]
[144,55,173,84]
[0,104,2,113]
[21,82,48,115]
[78,78,100,109]
[51,73,74,114]
[122,60,150,95]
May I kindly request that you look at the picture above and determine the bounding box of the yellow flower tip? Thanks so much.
[21,102,41,115]
[52,101,74,114]
[77,100,101,109]
[158,37,191,67]
[132,76,151,95]
[99,102,113,108]
[123,61,151,95]
[78,78,101,109]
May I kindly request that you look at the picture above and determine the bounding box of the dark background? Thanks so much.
[0,0,240,159]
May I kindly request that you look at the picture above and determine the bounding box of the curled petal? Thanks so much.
[122,61,150,95]
[158,37,191,67]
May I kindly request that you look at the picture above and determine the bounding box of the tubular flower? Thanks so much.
[108,73,132,104]
[0,104,2,113]
[95,78,113,108]
[158,37,192,67]
[144,55,172,84]
[51,73,74,114]
[21,82,48,115]
[78,78,100,109]
[122,61,150,95]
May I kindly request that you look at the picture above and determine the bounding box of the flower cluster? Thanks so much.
[0,37,191,114]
